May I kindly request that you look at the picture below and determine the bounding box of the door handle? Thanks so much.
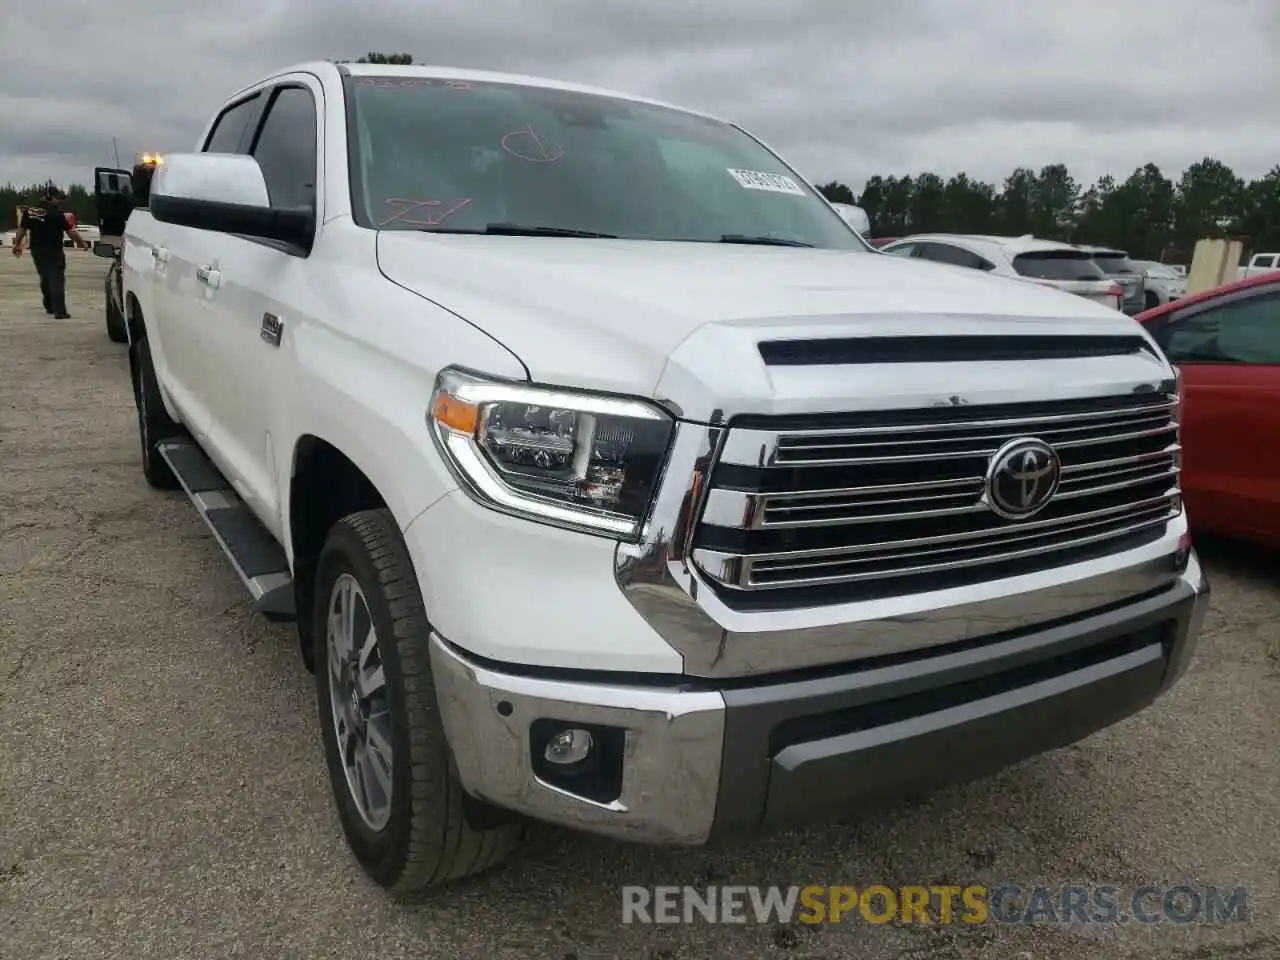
[151,245,169,264]
[196,265,222,290]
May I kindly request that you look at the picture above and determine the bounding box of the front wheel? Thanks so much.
[104,275,127,343]
[130,336,181,489]
[314,509,521,891]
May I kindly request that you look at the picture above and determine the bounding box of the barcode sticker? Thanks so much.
[726,168,806,195]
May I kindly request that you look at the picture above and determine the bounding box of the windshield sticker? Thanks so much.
[501,125,566,162]
[726,168,805,195]
[379,197,473,227]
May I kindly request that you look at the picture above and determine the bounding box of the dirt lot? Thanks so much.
[1,252,1278,959]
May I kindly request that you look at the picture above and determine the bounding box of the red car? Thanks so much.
[1135,272,1280,547]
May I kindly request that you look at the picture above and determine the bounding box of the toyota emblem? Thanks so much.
[985,438,1061,519]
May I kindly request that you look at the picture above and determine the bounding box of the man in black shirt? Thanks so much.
[12,184,87,318]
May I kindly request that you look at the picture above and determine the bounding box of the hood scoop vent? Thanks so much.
[757,335,1151,367]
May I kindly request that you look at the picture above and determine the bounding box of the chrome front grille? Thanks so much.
[692,392,1181,603]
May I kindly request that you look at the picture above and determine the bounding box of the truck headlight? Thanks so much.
[428,368,675,540]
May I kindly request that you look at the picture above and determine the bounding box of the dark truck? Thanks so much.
[92,156,162,343]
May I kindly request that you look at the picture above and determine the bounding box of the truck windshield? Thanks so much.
[346,76,866,249]
[1011,251,1107,281]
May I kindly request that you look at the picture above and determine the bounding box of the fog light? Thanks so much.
[544,728,594,765]
[530,720,625,803]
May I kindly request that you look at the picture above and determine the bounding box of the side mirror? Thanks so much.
[149,153,314,251]
[831,202,871,236]
[92,240,117,260]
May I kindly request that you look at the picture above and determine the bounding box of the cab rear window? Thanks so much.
[1011,251,1106,281]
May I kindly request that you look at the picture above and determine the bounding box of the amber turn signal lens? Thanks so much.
[431,393,480,434]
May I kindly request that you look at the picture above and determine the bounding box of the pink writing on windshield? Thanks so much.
[500,126,565,163]
[378,197,473,227]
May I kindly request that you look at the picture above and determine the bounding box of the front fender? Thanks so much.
[278,295,527,554]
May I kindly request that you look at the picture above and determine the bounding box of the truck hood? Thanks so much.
[376,233,1155,407]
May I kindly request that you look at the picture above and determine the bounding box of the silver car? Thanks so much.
[1076,245,1146,315]
[1135,260,1187,308]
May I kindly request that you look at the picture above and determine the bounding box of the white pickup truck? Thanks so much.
[103,61,1208,892]
[1239,252,1280,281]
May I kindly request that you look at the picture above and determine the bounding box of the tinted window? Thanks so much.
[204,95,262,153]
[250,87,317,210]
[1162,290,1280,363]
[1012,251,1106,281]
[884,242,917,258]
[1252,254,1276,269]
[915,242,989,270]
[349,77,863,248]
[1089,251,1140,274]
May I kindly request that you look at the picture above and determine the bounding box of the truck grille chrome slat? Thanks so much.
[771,414,1176,466]
[693,392,1181,599]
[704,491,1179,564]
[735,399,1177,441]
[725,505,1176,589]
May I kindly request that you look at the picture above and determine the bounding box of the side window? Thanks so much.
[203,95,262,154]
[249,86,318,211]
[917,242,984,270]
[884,242,917,258]
[1253,254,1276,269]
[1162,291,1280,363]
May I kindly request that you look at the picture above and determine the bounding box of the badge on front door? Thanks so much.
[260,313,283,347]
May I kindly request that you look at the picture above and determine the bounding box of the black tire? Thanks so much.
[105,276,127,343]
[131,336,182,489]
[314,509,521,891]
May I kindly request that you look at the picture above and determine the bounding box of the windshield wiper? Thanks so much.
[719,234,814,248]
[409,223,619,238]
[481,223,619,238]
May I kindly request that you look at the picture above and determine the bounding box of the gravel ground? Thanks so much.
[1,252,1278,960]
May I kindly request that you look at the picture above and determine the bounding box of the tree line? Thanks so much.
[819,159,1280,262]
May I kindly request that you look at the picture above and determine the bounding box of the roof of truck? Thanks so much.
[234,61,727,125]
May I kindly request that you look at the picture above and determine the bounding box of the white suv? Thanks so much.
[882,234,1125,311]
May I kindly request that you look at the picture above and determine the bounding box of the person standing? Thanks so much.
[11,183,87,318]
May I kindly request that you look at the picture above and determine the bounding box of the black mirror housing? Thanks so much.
[150,195,315,251]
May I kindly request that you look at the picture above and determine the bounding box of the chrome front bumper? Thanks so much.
[430,554,1209,845]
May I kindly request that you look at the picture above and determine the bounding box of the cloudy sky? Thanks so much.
[2,0,1277,192]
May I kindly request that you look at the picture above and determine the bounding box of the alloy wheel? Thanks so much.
[326,572,393,831]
